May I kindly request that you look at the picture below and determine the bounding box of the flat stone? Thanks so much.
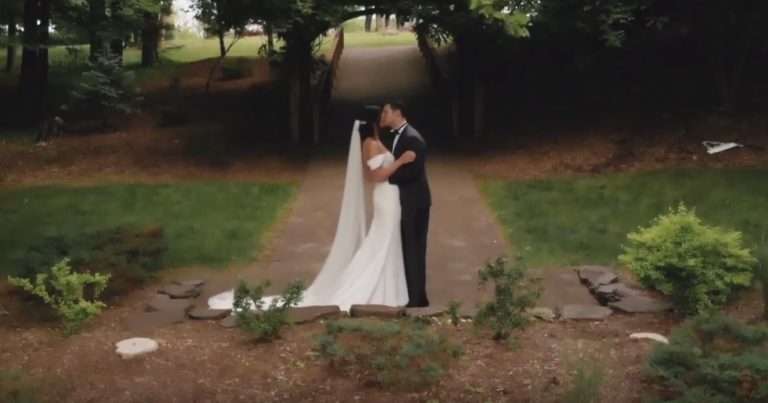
[609,296,673,313]
[159,284,200,299]
[406,306,447,318]
[115,337,159,359]
[188,306,231,320]
[575,266,617,288]
[630,332,669,344]
[594,283,621,295]
[528,307,557,322]
[557,304,613,320]
[172,279,205,287]
[614,284,649,298]
[592,272,619,288]
[287,305,342,324]
[219,315,237,328]
[125,309,186,333]
[147,294,193,312]
[349,304,405,319]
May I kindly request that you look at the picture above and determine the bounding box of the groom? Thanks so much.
[379,101,432,307]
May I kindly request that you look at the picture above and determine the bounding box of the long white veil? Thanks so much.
[303,120,367,298]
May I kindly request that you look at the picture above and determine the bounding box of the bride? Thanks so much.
[208,106,416,311]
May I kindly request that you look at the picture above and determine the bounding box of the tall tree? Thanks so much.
[1,0,22,73]
[19,0,39,98]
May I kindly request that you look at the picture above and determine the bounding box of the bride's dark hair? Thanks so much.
[359,105,381,140]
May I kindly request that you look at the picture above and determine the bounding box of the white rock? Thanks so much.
[115,337,159,359]
[629,332,669,344]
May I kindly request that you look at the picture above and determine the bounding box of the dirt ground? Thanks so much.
[2,57,768,402]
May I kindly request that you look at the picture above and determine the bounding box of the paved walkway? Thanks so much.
[199,45,600,311]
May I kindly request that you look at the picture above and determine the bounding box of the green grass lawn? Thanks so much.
[481,168,768,267]
[0,182,297,276]
[0,32,417,71]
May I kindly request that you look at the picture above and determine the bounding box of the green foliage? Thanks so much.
[475,255,542,344]
[563,353,605,403]
[313,318,464,389]
[0,365,69,403]
[16,226,167,298]
[8,258,109,335]
[470,0,531,37]
[755,233,768,320]
[619,204,756,315]
[447,299,462,326]
[647,313,768,402]
[68,54,143,121]
[233,279,305,341]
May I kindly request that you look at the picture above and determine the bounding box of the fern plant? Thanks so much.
[8,258,110,336]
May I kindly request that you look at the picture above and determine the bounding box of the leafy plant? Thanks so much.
[1,365,70,403]
[756,233,768,320]
[619,204,756,315]
[474,255,543,345]
[447,299,462,326]
[313,318,464,389]
[8,258,109,335]
[563,352,605,403]
[647,313,768,402]
[17,226,166,299]
[233,279,305,341]
[67,54,142,125]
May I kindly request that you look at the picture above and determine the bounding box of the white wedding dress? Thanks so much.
[208,121,409,312]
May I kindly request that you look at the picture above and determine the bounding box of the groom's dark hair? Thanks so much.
[385,100,407,118]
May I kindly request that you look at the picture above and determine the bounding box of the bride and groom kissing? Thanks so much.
[209,101,431,311]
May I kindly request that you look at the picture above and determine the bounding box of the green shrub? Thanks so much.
[474,255,542,346]
[313,318,464,389]
[233,279,305,341]
[647,313,768,402]
[564,353,605,403]
[17,226,166,299]
[67,54,142,125]
[447,300,462,326]
[619,204,756,315]
[755,234,768,320]
[1,365,70,403]
[8,258,109,335]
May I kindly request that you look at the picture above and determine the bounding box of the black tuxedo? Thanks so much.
[388,123,431,307]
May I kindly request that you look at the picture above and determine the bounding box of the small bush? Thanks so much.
[756,234,768,320]
[619,204,756,315]
[67,54,142,125]
[474,255,543,345]
[647,313,768,402]
[313,318,464,389]
[447,300,462,326]
[17,226,166,299]
[233,279,305,341]
[0,365,70,403]
[8,258,109,335]
[563,353,605,403]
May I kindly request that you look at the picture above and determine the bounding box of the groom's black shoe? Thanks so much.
[405,301,429,308]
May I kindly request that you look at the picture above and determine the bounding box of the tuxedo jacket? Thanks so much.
[388,124,432,210]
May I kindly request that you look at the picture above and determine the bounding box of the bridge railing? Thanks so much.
[313,28,345,145]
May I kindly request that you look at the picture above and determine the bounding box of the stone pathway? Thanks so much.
[124,45,674,332]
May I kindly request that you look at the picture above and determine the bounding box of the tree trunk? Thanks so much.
[375,14,382,32]
[218,29,226,58]
[265,23,274,54]
[365,10,372,32]
[89,0,106,60]
[39,0,51,96]
[384,14,391,29]
[454,36,477,138]
[141,11,158,67]
[108,0,123,64]
[287,36,314,145]
[19,0,39,97]
[5,13,16,73]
